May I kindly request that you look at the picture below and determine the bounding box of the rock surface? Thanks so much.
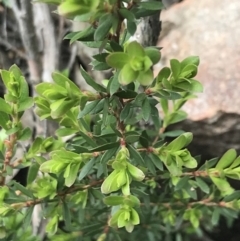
[156,0,240,120]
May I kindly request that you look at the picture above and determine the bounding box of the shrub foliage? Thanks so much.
[0,1,240,240]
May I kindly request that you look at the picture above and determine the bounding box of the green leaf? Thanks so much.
[79,131,97,147]
[78,100,100,118]
[65,163,80,187]
[0,98,11,114]
[62,201,71,230]
[104,196,125,206]
[151,106,161,130]
[19,127,32,141]
[13,181,34,198]
[119,64,138,85]
[126,41,145,57]
[119,8,135,21]
[27,163,40,185]
[0,112,10,130]
[114,90,137,99]
[150,153,163,171]
[170,59,181,79]
[90,142,120,152]
[216,149,237,170]
[127,145,145,165]
[56,128,77,137]
[18,97,34,112]
[175,176,189,190]
[156,67,171,83]
[145,47,161,64]
[120,103,131,121]
[211,208,220,226]
[137,69,154,86]
[94,13,113,41]
[181,56,200,68]
[164,110,187,127]
[106,53,130,69]
[80,67,106,92]
[142,98,151,121]
[195,177,210,194]
[138,1,165,10]
[52,72,80,94]
[23,206,34,230]
[127,21,137,36]
[167,133,193,151]
[179,64,198,78]
[110,73,120,95]
[210,177,234,195]
[67,27,95,44]
[100,147,119,163]
[223,190,240,202]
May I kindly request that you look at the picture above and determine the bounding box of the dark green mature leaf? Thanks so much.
[109,72,120,95]
[223,190,240,202]
[79,158,96,181]
[114,90,137,98]
[127,145,145,165]
[66,27,95,44]
[110,41,123,52]
[142,98,151,121]
[138,1,165,10]
[127,21,137,36]
[211,208,220,226]
[151,106,161,130]
[195,177,210,194]
[13,182,34,198]
[175,176,189,191]
[150,153,163,171]
[134,93,146,106]
[80,67,106,92]
[92,53,109,62]
[23,206,34,230]
[91,61,111,71]
[100,146,119,163]
[90,142,120,152]
[78,100,100,118]
[62,201,71,230]
[120,103,131,121]
[144,153,156,175]
[79,131,97,147]
[94,13,113,41]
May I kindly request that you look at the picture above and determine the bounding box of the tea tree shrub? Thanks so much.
[0,1,240,241]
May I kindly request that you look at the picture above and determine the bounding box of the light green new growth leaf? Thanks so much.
[0,98,11,114]
[104,196,125,206]
[126,41,145,57]
[106,53,130,69]
[127,163,145,181]
[216,149,237,170]
[167,132,193,151]
[210,177,235,195]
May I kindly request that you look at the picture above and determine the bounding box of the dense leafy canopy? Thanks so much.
[0,1,239,241]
